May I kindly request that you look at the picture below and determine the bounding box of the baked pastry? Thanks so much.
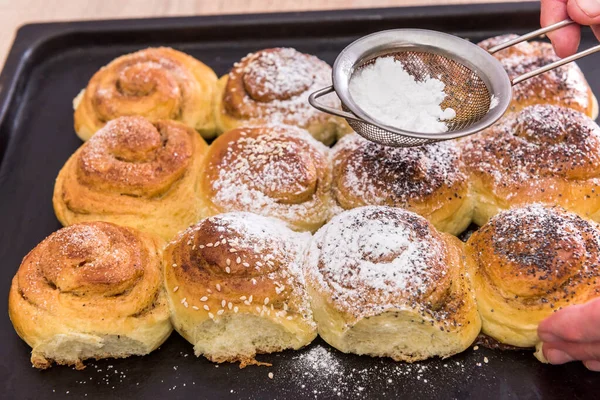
[465,204,600,356]
[8,222,172,369]
[199,124,334,232]
[331,133,471,235]
[478,35,598,118]
[305,206,481,362]
[461,104,600,226]
[164,212,316,366]
[213,47,350,145]
[74,47,218,141]
[53,116,209,241]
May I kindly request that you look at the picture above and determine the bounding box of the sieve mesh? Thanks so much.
[346,51,491,147]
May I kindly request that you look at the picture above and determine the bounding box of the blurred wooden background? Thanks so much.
[0,0,524,67]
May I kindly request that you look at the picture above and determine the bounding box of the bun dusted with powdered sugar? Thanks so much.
[304,206,481,362]
[331,133,471,236]
[461,104,600,226]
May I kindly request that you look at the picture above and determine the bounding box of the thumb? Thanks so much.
[568,0,600,24]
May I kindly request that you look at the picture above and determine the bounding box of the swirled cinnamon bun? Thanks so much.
[213,48,350,145]
[164,212,316,367]
[465,204,600,356]
[199,125,334,232]
[305,206,481,362]
[53,116,209,240]
[331,133,471,235]
[461,104,600,226]
[478,35,597,118]
[8,222,172,369]
[74,47,218,141]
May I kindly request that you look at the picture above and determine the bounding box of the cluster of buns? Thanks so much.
[9,35,600,369]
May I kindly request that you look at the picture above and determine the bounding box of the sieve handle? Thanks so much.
[308,86,362,121]
[487,19,575,54]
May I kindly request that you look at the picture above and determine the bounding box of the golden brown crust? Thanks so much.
[478,35,596,118]
[199,125,334,232]
[8,222,171,369]
[163,212,316,365]
[54,116,209,241]
[214,48,350,145]
[74,47,218,140]
[461,104,600,225]
[465,205,600,348]
[331,133,470,235]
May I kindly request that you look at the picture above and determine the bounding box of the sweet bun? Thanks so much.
[305,206,481,362]
[213,47,350,145]
[331,133,471,235]
[478,35,597,118]
[8,222,172,369]
[163,212,317,367]
[53,116,209,241]
[461,104,600,226]
[74,47,218,141]
[465,204,600,354]
[199,124,334,232]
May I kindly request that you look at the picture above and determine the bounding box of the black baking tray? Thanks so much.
[1,2,600,399]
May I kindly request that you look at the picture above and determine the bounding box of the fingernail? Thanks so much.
[584,360,600,371]
[545,349,575,364]
[578,0,600,18]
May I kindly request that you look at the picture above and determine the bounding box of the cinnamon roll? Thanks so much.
[465,204,600,356]
[305,206,481,362]
[462,104,600,226]
[213,47,350,145]
[199,124,334,232]
[53,116,209,241]
[8,222,172,369]
[478,35,597,118]
[332,133,471,235]
[74,47,218,141]
[164,212,316,366]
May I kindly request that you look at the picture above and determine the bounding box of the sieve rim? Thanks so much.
[332,28,512,140]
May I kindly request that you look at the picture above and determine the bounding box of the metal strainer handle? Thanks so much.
[488,19,600,85]
[308,86,362,121]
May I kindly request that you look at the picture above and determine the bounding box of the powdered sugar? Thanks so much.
[349,56,455,133]
[306,206,447,318]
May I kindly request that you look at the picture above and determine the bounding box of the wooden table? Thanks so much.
[0,0,523,68]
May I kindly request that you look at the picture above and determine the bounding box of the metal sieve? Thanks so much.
[309,19,600,147]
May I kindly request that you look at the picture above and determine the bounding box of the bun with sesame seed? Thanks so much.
[163,212,317,367]
[8,222,172,370]
[331,133,471,236]
[465,204,600,357]
[213,48,350,145]
[199,124,334,233]
[73,47,218,141]
[461,104,600,226]
[53,116,209,241]
[305,206,481,362]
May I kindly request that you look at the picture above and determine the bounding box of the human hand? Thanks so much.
[538,297,600,371]
[541,0,600,57]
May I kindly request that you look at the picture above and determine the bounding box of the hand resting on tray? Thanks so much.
[541,0,600,58]
[539,297,600,371]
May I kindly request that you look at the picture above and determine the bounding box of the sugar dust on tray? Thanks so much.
[349,56,456,133]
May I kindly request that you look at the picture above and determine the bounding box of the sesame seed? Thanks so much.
[206,243,213,247]
[200,296,208,302]
[229,249,237,253]
[268,372,274,379]
[217,310,224,315]
[173,286,179,292]
[216,284,221,291]
[221,239,227,244]
[192,306,199,310]
[234,307,239,313]
[226,259,231,266]
[240,296,247,300]
[286,316,293,320]
[249,295,253,303]
[244,301,251,306]
[180,298,187,304]
[172,263,177,268]
[243,262,250,267]
[251,279,257,285]
[236,257,241,264]
[199,245,205,249]
[473,346,479,351]
[183,302,188,308]
[208,313,214,319]
[228,302,233,310]
[484,357,489,363]
[214,242,220,247]
[225,267,231,274]
[221,300,226,308]
[256,307,262,313]
[264,297,269,305]
[203,305,210,311]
